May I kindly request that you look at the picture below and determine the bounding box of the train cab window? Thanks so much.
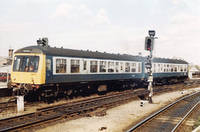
[90,61,98,73]
[13,56,22,71]
[13,56,39,72]
[22,56,30,72]
[56,59,66,73]
[131,63,136,73]
[125,62,130,72]
[28,56,39,72]
[108,61,114,72]
[100,61,106,72]
[115,62,119,73]
[46,59,51,71]
[71,59,80,73]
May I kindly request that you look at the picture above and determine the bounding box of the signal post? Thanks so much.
[145,30,156,103]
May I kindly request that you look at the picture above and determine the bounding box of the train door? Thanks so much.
[82,59,88,74]
[46,56,53,83]
[80,59,88,82]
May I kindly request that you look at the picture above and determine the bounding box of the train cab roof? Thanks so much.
[15,46,144,62]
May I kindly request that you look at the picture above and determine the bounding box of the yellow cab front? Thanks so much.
[10,53,46,90]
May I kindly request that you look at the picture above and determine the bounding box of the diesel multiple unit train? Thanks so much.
[8,39,188,100]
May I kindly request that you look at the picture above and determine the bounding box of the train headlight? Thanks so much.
[13,76,16,81]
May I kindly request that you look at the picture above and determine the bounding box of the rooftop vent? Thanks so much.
[37,37,49,47]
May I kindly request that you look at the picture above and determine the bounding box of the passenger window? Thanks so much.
[164,65,166,72]
[115,62,119,73]
[138,63,141,73]
[157,64,160,72]
[175,65,177,72]
[46,59,51,71]
[167,64,169,72]
[71,59,80,73]
[100,61,106,72]
[153,64,156,72]
[131,63,136,72]
[83,60,87,70]
[56,59,66,73]
[160,64,163,71]
[184,65,187,72]
[172,65,175,72]
[170,65,173,72]
[90,61,98,73]
[178,65,180,72]
[125,62,130,72]
[108,61,114,72]
[120,62,124,72]
[180,65,183,72]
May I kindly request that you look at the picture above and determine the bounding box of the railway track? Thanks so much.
[171,100,200,132]
[0,89,149,131]
[127,90,200,132]
[0,80,199,131]
[0,101,15,110]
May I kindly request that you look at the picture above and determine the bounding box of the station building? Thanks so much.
[188,65,200,79]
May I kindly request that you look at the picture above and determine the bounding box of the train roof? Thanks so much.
[15,45,188,64]
[15,46,143,61]
[152,57,188,64]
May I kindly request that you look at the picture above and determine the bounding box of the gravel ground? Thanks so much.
[35,87,200,132]
[0,94,101,119]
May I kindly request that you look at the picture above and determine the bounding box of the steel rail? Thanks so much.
[0,101,15,109]
[127,91,200,132]
[171,100,200,132]
[36,89,146,111]
[0,89,149,131]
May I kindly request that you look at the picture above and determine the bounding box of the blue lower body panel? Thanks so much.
[47,73,143,84]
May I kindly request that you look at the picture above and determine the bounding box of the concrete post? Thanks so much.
[16,96,24,113]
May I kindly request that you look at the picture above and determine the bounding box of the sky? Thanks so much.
[0,0,200,64]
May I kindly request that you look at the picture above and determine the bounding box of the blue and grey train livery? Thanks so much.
[9,41,188,99]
